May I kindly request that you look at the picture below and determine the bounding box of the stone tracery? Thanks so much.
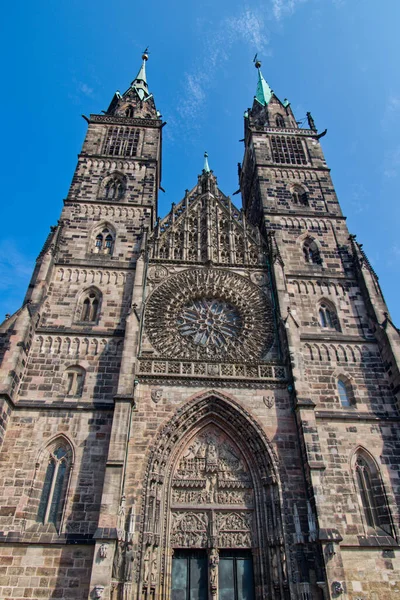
[145,269,273,361]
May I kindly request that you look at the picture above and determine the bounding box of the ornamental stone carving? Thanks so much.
[170,511,209,547]
[145,269,273,361]
[170,427,254,549]
[151,388,163,404]
[263,395,275,409]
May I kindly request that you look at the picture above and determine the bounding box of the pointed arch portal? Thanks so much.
[138,393,290,600]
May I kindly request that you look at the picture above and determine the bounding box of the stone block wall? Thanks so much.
[0,544,93,600]
[0,408,112,534]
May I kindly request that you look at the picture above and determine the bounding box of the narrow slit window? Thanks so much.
[338,379,351,406]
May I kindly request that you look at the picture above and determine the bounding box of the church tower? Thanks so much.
[240,58,400,600]
[0,55,399,600]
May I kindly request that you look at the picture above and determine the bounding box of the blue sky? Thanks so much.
[1,0,399,323]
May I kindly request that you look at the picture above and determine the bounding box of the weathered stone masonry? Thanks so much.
[0,55,399,600]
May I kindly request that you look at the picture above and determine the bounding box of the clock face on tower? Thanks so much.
[145,269,273,361]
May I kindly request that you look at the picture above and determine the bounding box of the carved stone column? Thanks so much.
[209,548,219,600]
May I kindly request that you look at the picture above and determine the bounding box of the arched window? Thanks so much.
[103,175,125,200]
[303,238,321,264]
[276,114,285,128]
[80,289,101,323]
[354,453,394,536]
[125,105,134,118]
[93,227,115,255]
[292,185,308,206]
[337,378,351,406]
[318,302,340,331]
[65,366,85,397]
[37,439,73,530]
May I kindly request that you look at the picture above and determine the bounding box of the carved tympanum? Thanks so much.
[170,426,254,549]
[145,269,273,360]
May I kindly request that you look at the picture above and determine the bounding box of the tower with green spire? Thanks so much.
[80,51,163,225]
[106,49,158,120]
[239,56,400,600]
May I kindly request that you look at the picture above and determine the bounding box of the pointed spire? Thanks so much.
[130,49,150,101]
[203,151,211,173]
[253,56,273,106]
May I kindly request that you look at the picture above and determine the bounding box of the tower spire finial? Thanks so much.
[203,151,211,173]
[253,53,262,69]
[253,54,273,107]
[130,49,150,100]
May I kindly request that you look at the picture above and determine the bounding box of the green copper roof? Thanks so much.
[130,54,149,101]
[203,151,211,173]
[255,68,273,106]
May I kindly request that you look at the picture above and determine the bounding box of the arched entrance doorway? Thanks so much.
[138,393,290,600]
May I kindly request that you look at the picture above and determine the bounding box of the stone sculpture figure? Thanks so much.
[209,548,219,598]
[124,542,134,582]
[143,546,151,583]
[112,540,124,580]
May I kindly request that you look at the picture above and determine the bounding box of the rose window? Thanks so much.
[145,269,273,361]
[177,299,242,349]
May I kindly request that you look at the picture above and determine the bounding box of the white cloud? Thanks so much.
[78,82,94,97]
[0,241,33,292]
[387,95,400,114]
[226,8,269,50]
[271,0,306,21]
[177,7,270,125]
[384,146,400,179]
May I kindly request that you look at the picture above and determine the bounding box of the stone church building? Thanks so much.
[0,52,400,600]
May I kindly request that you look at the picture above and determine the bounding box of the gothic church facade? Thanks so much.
[0,53,400,600]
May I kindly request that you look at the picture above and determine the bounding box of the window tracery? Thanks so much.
[102,126,140,157]
[303,238,321,264]
[37,439,73,530]
[103,175,125,200]
[275,114,285,127]
[145,269,273,361]
[292,184,308,206]
[318,301,340,331]
[354,452,393,536]
[271,135,307,165]
[93,227,115,255]
[78,288,101,323]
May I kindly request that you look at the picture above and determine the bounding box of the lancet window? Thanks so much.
[94,227,115,255]
[275,114,285,127]
[303,238,321,264]
[104,176,125,200]
[37,439,73,530]
[354,452,394,536]
[318,301,340,331]
[338,378,352,407]
[125,105,134,118]
[292,184,308,206]
[79,289,101,323]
